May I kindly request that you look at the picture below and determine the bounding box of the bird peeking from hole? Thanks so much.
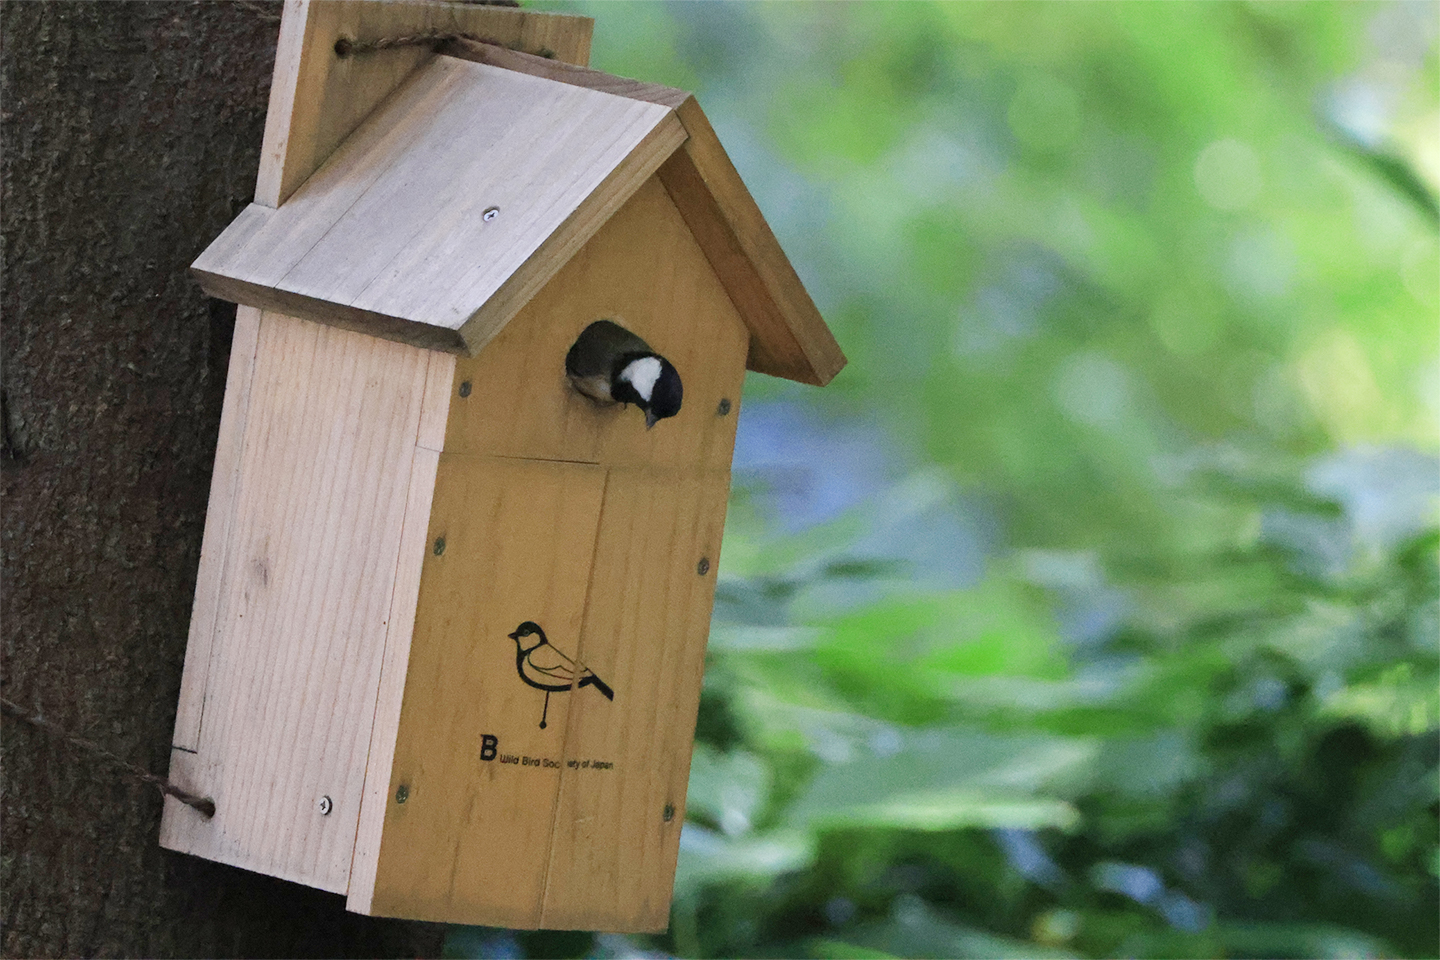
[508,621,614,730]
[565,319,682,428]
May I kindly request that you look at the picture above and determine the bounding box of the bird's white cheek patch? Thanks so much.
[619,356,662,402]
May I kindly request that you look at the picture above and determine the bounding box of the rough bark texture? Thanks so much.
[0,4,446,956]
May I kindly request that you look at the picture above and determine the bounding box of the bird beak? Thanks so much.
[508,631,520,640]
[644,409,659,429]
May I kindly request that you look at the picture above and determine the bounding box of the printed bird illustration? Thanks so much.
[565,319,683,428]
[508,621,615,729]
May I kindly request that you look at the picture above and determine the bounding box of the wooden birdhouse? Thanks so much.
[160,0,843,933]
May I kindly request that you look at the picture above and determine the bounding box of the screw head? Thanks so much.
[482,206,500,222]
[433,537,446,556]
[697,557,711,576]
[318,795,333,816]
[717,398,732,416]
[459,380,472,398]
[395,784,409,804]
[663,802,676,822]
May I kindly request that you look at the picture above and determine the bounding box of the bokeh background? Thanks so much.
[449,3,1439,958]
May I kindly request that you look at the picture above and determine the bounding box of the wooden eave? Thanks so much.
[193,42,845,387]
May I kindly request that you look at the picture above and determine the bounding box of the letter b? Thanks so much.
[480,734,498,761]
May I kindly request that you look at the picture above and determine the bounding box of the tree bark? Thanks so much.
[1,3,445,955]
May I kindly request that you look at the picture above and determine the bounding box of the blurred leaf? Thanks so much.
[787,728,1096,832]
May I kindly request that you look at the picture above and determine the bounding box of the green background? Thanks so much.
[451,3,1438,957]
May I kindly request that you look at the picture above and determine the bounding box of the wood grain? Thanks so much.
[365,456,609,926]
[171,305,262,752]
[438,40,847,386]
[159,313,435,892]
[194,57,684,355]
[256,0,594,208]
[444,175,749,472]
[358,172,748,928]
[540,468,734,932]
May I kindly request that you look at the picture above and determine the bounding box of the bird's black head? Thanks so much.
[645,358,683,428]
[509,621,546,645]
[612,354,683,429]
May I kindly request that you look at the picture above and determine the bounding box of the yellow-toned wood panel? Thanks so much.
[444,174,750,472]
[160,312,435,892]
[367,455,608,926]
[540,467,734,932]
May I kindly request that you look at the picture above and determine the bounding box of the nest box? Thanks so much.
[160,0,842,933]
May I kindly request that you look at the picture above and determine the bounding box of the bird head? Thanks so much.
[508,621,546,651]
[615,355,683,429]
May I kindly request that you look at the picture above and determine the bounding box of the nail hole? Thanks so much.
[395,785,409,804]
[459,380,472,398]
[663,803,676,822]
[696,557,710,576]
[717,398,732,416]
[434,537,446,556]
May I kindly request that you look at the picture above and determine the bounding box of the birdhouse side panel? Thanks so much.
[160,311,448,893]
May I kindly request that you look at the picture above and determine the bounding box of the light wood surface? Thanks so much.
[160,314,436,892]
[194,57,684,356]
[256,0,594,208]
[171,306,262,751]
[441,40,847,386]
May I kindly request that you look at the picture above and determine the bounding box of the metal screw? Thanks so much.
[395,784,409,804]
[434,537,446,556]
[697,557,710,576]
[482,206,500,222]
[663,803,676,822]
[318,795,333,816]
[459,380,472,398]
[717,398,732,416]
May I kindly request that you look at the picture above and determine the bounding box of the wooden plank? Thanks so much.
[346,347,453,912]
[540,467,735,932]
[256,0,594,208]
[439,40,847,387]
[365,456,608,926]
[669,99,846,385]
[443,36,689,109]
[170,305,263,752]
[159,313,435,892]
[444,175,749,473]
[193,58,684,355]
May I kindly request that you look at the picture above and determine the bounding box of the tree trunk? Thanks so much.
[1,3,445,955]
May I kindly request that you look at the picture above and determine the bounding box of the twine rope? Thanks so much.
[1,695,216,818]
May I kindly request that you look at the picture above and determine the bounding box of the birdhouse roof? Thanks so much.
[192,42,844,386]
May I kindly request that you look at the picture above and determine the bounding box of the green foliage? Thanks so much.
[447,3,1438,958]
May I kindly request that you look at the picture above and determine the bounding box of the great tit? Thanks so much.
[565,319,683,428]
[508,621,614,729]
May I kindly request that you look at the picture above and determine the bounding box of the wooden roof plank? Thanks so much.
[441,39,845,385]
[194,58,679,355]
[257,0,595,208]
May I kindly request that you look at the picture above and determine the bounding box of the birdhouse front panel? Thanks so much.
[346,170,750,930]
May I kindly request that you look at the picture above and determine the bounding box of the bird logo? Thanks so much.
[508,621,615,729]
[565,319,683,429]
